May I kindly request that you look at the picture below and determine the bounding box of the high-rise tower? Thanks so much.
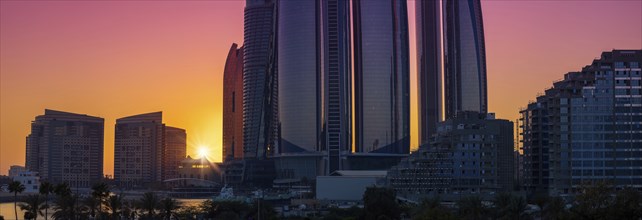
[416,0,442,144]
[443,0,488,119]
[353,0,410,154]
[223,43,244,161]
[243,0,278,159]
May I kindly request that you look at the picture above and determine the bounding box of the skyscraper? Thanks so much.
[353,0,410,154]
[114,112,164,187]
[277,0,322,154]
[443,0,488,119]
[25,109,104,188]
[223,43,244,161]
[415,0,442,144]
[276,0,351,175]
[163,126,186,181]
[243,0,278,159]
[322,0,352,173]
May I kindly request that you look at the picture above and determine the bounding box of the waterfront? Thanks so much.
[0,198,207,220]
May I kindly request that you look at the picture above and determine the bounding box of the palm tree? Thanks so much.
[39,182,54,220]
[138,192,159,219]
[82,196,100,218]
[90,182,110,217]
[493,192,513,218]
[19,195,45,220]
[159,197,181,220]
[51,193,79,220]
[106,194,123,219]
[9,181,26,220]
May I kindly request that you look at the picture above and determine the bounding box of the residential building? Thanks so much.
[353,0,410,154]
[25,109,104,188]
[520,50,642,195]
[389,112,514,200]
[13,171,40,193]
[443,0,488,119]
[416,0,442,145]
[164,126,186,181]
[223,43,245,162]
[114,112,164,188]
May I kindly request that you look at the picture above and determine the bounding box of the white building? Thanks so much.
[316,170,387,202]
[13,171,40,193]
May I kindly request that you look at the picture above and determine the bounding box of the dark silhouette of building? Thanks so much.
[114,112,164,188]
[443,0,488,119]
[416,0,442,144]
[26,109,104,188]
[163,126,186,181]
[114,112,186,188]
[223,43,245,162]
[353,0,410,154]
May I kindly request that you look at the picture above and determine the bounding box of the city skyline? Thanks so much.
[1,0,641,176]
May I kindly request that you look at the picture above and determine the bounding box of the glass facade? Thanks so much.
[353,0,410,154]
[570,57,642,188]
[243,0,277,159]
[521,50,642,195]
[277,0,321,154]
[415,0,442,145]
[443,0,488,119]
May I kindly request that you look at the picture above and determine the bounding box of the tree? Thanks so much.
[39,182,54,220]
[200,200,250,220]
[51,192,80,220]
[19,194,45,220]
[9,181,26,220]
[248,199,278,220]
[610,187,642,220]
[543,196,568,220]
[504,196,529,220]
[412,197,457,220]
[106,194,123,219]
[90,182,110,217]
[362,187,401,220]
[159,197,181,220]
[570,181,613,220]
[138,192,159,219]
[457,196,486,220]
[493,192,513,219]
[82,196,100,218]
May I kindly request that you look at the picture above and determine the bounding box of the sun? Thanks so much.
[197,145,210,159]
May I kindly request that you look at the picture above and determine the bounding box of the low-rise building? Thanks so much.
[8,165,26,178]
[13,171,40,193]
[316,170,387,202]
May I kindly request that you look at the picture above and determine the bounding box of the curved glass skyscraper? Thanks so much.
[353,0,410,154]
[277,0,321,153]
[243,0,277,159]
[443,0,488,119]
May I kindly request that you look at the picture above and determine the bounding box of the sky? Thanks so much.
[1,0,640,176]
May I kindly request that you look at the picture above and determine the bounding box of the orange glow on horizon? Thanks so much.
[0,1,640,176]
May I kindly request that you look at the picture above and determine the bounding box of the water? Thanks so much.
[0,198,207,220]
